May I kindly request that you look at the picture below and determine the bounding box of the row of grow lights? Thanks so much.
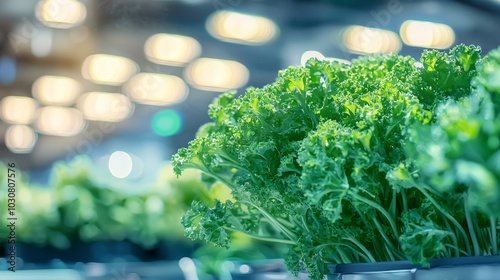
[1,50,249,154]
[1,1,269,154]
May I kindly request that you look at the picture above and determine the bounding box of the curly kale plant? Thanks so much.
[172,45,498,279]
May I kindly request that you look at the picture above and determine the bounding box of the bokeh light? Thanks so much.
[124,73,189,106]
[400,20,455,49]
[77,92,134,122]
[343,25,402,54]
[144,34,201,66]
[0,96,38,125]
[35,0,87,29]
[32,76,83,106]
[34,106,86,136]
[151,110,183,137]
[81,54,139,86]
[184,58,249,92]
[108,151,133,179]
[206,11,279,45]
[5,125,38,154]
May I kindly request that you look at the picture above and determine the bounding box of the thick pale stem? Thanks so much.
[223,226,296,245]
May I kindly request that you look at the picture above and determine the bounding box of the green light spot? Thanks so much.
[151,110,183,137]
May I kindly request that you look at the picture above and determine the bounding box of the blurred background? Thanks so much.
[0,0,499,279]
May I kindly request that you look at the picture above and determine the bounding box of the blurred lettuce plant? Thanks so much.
[0,156,222,250]
[409,47,500,218]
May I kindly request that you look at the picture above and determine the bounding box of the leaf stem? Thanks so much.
[181,163,242,195]
[277,217,296,229]
[445,244,468,255]
[315,242,372,263]
[371,217,405,260]
[416,184,471,254]
[384,244,396,261]
[390,189,397,221]
[343,237,377,263]
[464,194,480,255]
[401,190,408,213]
[442,217,460,256]
[350,192,399,239]
[301,211,312,234]
[243,200,297,241]
[222,226,296,245]
[491,215,498,255]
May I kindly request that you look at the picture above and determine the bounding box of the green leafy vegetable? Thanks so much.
[409,47,500,258]
[0,157,219,250]
[172,45,500,279]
